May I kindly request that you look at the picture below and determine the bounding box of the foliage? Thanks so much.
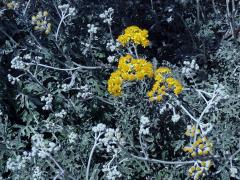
[0,0,240,180]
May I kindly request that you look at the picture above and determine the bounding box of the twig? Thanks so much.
[23,0,31,15]
[196,89,208,104]
[175,12,196,49]
[150,0,154,10]
[28,62,102,71]
[131,154,195,165]
[229,142,240,167]
[0,28,18,45]
[139,133,149,159]
[179,104,198,123]
[196,0,200,24]
[86,133,103,180]
[212,0,218,14]
[139,133,150,170]
[56,13,71,41]
[54,3,66,26]
[26,70,50,94]
[132,44,139,58]
[47,153,65,175]
[194,90,217,142]
[119,142,195,165]
[226,0,236,39]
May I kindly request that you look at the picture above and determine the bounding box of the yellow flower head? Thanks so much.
[147,82,167,102]
[184,129,213,157]
[147,67,183,101]
[155,67,172,76]
[107,55,154,96]
[154,67,172,83]
[117,26,150,48]
[107,70,123,96]
[183,146,193,153]
[43,11,49,17]
[7,1,18,9]
[166,77,183,96]
[185,125,200,137]
[187,160,213,180]
[118,54,133,71]
[117,54,153,81]
[32,11,51,35]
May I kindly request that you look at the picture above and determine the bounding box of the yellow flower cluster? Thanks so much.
[147,67,183,101]
[118,54,154,80]
[147,82,167,101]
[108,54,154,96]
[6,1,18,9]
[166,77,184,95]
[117,26,150,47]
[183,136,213,157]
[185,125,200,137]
[188,160,213,180]
[31,11,51,35]
[155,67,172,77]
[108,26,183,100]
[107,70,123,96]
[183,125,214,179]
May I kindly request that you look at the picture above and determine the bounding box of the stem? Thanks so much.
[127,47,133,55]
[26,70,50,94]
[46,152,76,180]
[55,11,71,41]
[118,143,195,165]
[226,0,236,39]
[95,96,114,105]
[132,155,195,165]
[104,154,117,169]
[175,12,196,49]
[232,0,236,13]
[29,32,42,48]
[231,66,240,76]
[179,104,198,123]
[86,133,102,180]
[196,0,200,24]
[133,44,139,58]
[139,133,148,158]
[230,148,240,167]
[56,15,65,41]
[54,3,66,26]
[212,0,218,14]
[0,28,17,45]
[108,24,114,40]
[195,89,213,97]
[23,0,31,15]
[150,0,154,10]
[47,153,64,175]
[194,91,217,142]
[139,133,150,170]
[28,63,102,71]
[196,89,208,104]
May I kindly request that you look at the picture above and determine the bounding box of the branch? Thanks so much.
[119,143,195,165]
[86,133,103,180]
[179,104,198,123]
[130,154,195,165]
[28,63,102,71]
